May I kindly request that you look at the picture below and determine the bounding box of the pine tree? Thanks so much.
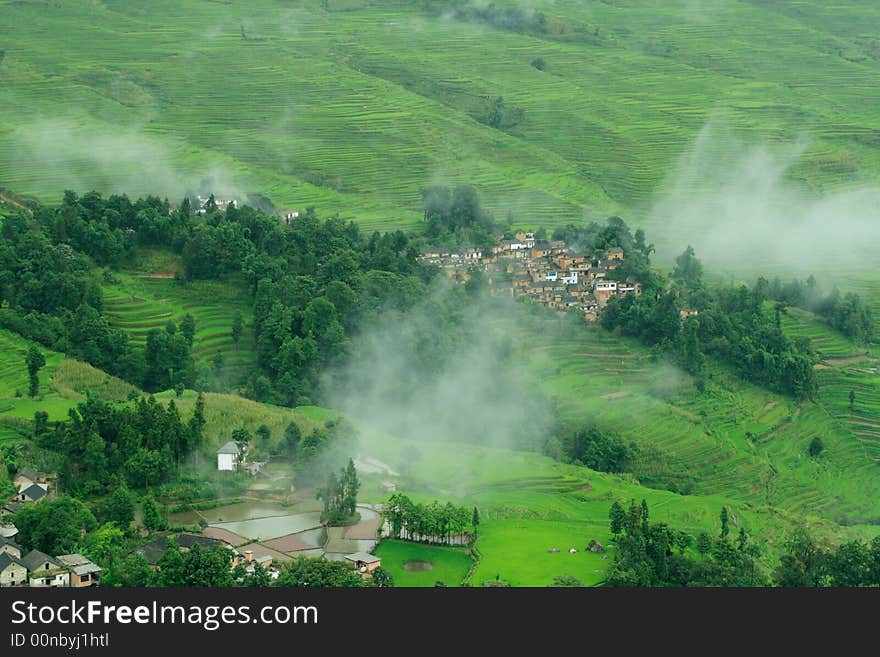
[720,506,730,538]
[142,495,164,532]
[26,345,45,398]
[609,501,625,536]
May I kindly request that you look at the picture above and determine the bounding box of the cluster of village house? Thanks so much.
[1,463,382,586]
[0,468,102,588]
[419,231,642,321]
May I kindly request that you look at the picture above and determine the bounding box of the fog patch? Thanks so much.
[323,279,553,479]
[648,120,880,275]
[12,117,245,202]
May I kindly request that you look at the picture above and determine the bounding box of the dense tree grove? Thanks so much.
[316,458,360,525]
[382,493,474,544]
[606,501,766,586]
[0,191,434,403]
[422,184,499,251]
[766,275,874,344]
[274,555,366,587]
[772,529,880,587]
[11,497,98,555]
[39,393,206,495]
[601,246,817,398]
[562,425,637,473]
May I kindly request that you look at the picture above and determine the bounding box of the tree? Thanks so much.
[671,245,703,292]
[26,345,45,398]
[773,528,826,587]
[155,542,234,587]
[180,313,196,347]
[609,501,626,536]
[231,310,244,345]
[720,507,730,538]
[342,458,360,516]
[256,424,271,451]
[472,506,481,537]
[12,497,97,555]
[84,522,126,567]
[142,494,164,532]
[551,575,584,587]
[188,392,206,454]
[105,552,153,587]
[284,422,301,461]
[372,566,394,588]
[108,486,136,529]
[850,389,856,410]
[274,556,365,587]
[231,428,251,467]
[809,437,825,458]
[697,532,712,557]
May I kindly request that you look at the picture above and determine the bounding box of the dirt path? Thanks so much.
[0,193,32,214]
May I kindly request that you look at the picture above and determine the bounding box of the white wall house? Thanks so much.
[560,271,578,285]
[217,441,241,471]
[22,551,69,588]
[545,271,558,281]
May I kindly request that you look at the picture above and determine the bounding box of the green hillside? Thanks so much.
[3,0,880,234]
[101,262,258,385]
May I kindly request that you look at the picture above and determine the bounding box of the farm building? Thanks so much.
[16,483,47,503]
[217,441,243,471]
[21,550,70,588]
[0,536,22,558]
[56,554,102,587]
[344,552,381,574]
[0,553,27,588]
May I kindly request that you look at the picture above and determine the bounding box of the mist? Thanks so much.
[647,120,880,276]
[10,117,246,202]
[322,279,553,474]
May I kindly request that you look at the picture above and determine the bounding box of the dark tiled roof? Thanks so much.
[21,550,61,572]
[20,484,46,501]
[0,552,24,572]
[0,536,21,551]
[16,467,40,482]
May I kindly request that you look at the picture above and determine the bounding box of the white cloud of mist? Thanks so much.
[323,279,553,471]
[647,120,880,275]
[11,117,246,202]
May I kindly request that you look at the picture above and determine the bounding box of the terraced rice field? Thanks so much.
[4,1,880,235]
[101,270,257,385]
[504,312,880,528]
[363,433,880,585]
[0,330,78,422]
[779,306,864,360]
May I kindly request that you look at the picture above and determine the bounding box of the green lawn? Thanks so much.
[374,540,473,588]
[472,519,612,588]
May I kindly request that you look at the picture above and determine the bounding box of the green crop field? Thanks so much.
[101,261,258,385]
[374,540,473,588]
[2,0,880,586]
[3,0,880,238]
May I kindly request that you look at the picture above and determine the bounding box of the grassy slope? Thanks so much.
[2,1,880,233]
[101,260,258,385]
[359,432,878,587]
[1,0,880,583]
